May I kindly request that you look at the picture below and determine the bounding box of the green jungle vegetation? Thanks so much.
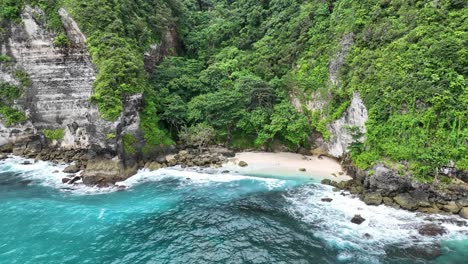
[0,0,466,181]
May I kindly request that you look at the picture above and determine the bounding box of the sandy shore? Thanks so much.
[223,152,351,182]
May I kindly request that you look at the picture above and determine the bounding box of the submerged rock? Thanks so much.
[351,214,366,225]
[418,224,447,237]
[299,168,306,172]
[19,180,32,186]
[321,198,333,202]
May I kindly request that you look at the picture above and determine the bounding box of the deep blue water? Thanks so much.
[0,157,467,264]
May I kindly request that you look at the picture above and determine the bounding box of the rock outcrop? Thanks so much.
[1,6,115,150]
[323,92,368,158]
[291,33,367,159]
[323,164,468,218]
[0,6,147,184]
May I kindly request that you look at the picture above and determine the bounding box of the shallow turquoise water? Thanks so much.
[0,157,467,264]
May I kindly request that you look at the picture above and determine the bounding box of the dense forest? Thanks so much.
[1,0,467,182]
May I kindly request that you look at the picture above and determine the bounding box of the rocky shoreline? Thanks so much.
[322,164,468,219]
[2,139,468,220]
[0,141,239,187]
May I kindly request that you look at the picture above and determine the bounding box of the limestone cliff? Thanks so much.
[0,6,115,150]
[292,33,368,159]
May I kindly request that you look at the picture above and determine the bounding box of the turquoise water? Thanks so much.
[0,157,467,264]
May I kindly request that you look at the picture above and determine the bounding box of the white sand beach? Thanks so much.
[224,152,351,182]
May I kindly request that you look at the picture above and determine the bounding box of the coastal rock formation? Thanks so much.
[0,6,153,183]
[82,159,138,187]
[351,214,366,225]
[0,6,115,150]
[323,164,468,217]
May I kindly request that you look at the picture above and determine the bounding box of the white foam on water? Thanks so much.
[285,184,468,263]
[0,156,287,194]
[0,155,116,195]
[118,166,287,191]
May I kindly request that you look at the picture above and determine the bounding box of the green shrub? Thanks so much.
[43,129,65,141]
[53,32,70,48]
[122,133,137,154]
[0,106,27,125]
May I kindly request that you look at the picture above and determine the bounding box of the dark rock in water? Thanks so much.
[68,176,82,185]
[186,178,191,180]
[351,214,366,225]
[53,170,60,173]
[63,165,80,173]
[117,185,127,191]
[238,161,248,167]
[19,180,32,186]
[392,244,442,260]
[362,192,383,205]
[299,168,306,172]
[363,233,372,239]
[0,154,7,161]
[332,188,340,192]
[321,198,333,202]
[221,170,230,174]
[62,178,71,184]
[321,179,332,186]
[21,161,32,165]
[418,224,447,236]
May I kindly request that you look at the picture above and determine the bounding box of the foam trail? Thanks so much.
[118,166,288,190]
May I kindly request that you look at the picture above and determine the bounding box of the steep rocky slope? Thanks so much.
[0,6,114,149]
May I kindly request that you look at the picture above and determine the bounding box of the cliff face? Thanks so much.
[0,6,116,150]
[292,33,368,159]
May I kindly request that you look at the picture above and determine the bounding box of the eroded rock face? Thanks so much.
[290,33,367,159]
[144,25,180,73]
[325,92,368,158]
[0,6,115,150]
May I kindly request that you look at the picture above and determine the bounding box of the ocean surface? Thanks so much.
[0,156,467,264]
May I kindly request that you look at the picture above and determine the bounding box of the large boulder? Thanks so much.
[442,201,461,214]
[394,193,419,210]
[459,207,468,219]
[238,161,248,167]
[82,159,137,186]
[362,192,383,205]
[63,165,80,173]
[366,165,412,195]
